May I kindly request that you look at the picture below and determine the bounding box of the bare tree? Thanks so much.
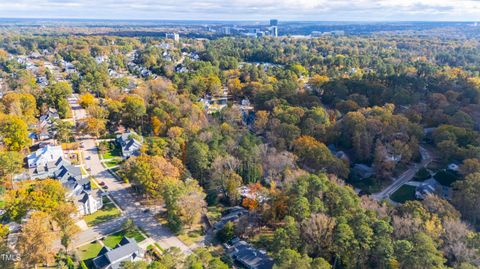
[300,213,336,257]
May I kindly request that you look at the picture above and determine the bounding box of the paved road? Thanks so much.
[68,95,191,253]
[372,146,432,201]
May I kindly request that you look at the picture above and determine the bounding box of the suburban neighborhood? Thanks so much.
[0,11,479,269]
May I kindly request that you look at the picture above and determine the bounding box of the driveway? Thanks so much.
[372,146,432,201]
[69,95,191,253]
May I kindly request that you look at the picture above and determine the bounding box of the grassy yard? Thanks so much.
[76,241,103,261]
[105,159,122,168]
[100,141,122,160]
[390,185,416,203]
[206,206,224,224]
[250,228,274,250]
[84,201,121,226]
[178,228,204,246]
[103,228,146,248]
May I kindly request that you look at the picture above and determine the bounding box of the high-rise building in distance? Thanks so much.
[271,26,278,37]
[165,32,180,42]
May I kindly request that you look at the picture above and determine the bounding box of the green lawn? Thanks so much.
[103,228,146,248]
[77,241,103,261]
[101,141,122,160]
[390,185,416,203]
[178,229,203,246]
[84,202,121,226]
[105,159,122,168]
[207,206,224,223]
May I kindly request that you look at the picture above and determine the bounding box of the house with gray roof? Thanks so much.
[351,164,374,179]
[27,145,102,215]
[92,237,145,269]
[213,207,248,231]
[27,145,63,168]
[116,130,142,158]
[37,108,60,140]
[225,238,274,269]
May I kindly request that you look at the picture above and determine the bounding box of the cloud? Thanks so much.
[0,0,478,21]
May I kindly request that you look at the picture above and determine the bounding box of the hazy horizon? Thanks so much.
[0,0,479,22]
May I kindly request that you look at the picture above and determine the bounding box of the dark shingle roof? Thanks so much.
[231,241,274,269]
[92,237,142,269]
[92,255,110,269]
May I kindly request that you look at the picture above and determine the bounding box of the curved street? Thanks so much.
[372,146,432,201]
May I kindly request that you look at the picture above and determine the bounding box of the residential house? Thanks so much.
[415,178,439,200]
[213,207,248,231]
[92,237,145,269]
[78,192,103,215]
[27,145,63,168]
[37,108,60,140]
[116,130,143,158]
[351,164,374,180]
[225,238,274,269]
[27,145,102,215]
[415,178,450,200]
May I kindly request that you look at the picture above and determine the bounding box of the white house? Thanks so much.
[78,192,103,215]
[27,145,64,168]
[27,145,102,215]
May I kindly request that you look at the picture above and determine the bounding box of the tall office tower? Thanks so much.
[270,19,278,26]
[271,26,278,37]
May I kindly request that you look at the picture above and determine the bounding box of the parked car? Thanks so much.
[102,185,109,190]
[86,156,91,160]
[99,181,105,186]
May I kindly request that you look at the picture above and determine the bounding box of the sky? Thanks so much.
[0,0,479,21]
